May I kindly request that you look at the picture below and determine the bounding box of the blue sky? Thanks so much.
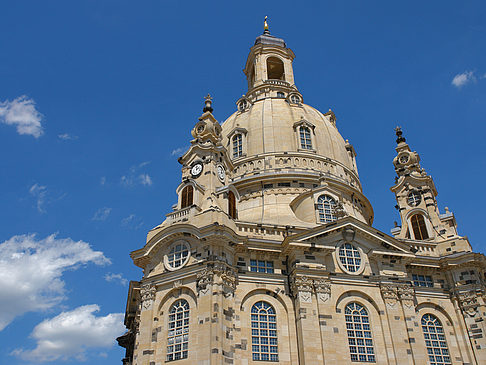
[1,1,485,363]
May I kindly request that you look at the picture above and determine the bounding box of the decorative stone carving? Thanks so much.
[332,201,347,219]
[140,283,156,310]
[457,290,481,317]
[291,275,313,303]
[196,267,214,295]
[397,283,415,308]
[380,284,398,308]
[196,261,238,295]
[342,227,355,243]
[314,279,331,303]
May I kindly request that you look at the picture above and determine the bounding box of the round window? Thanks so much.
[290,95,301,104]
[238,100,248,111]
[407,191,421,207]
[337,243,362,274]
[165,241,191,271]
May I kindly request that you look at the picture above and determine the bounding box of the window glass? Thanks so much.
[412,274,433,287]
[317,195,337,223]
[299,126,312,149]
[407,191,421,206]
[411,214,429,240]
[345,303,375,362]
[421,314,451,365]
[167,242,190,269]
[250,260,274,274]
[339,243,362,273]
[181,185,193,209]
[233,134,243,158]
[167,300,190,361]
[251,301,278,362]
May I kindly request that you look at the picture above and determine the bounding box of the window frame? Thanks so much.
[181,185,194,209]
[345,302,376,363]
[166,299,190,362]
[299,126,313,150]
[251,301,279,362]
[249,260,274,274]
[232,134,243,159]
[317,194,337,223]
[336,242,365,275]
[164,240,191,271]
[410,213,429,240]
[421,314,451,365]
[412,274,434,288]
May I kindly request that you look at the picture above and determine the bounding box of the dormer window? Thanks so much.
[181,185,193,209]
[299,126,312,150]
[410,213,429,240]
[232,134,243,158]
[290,94,301,104]
[238,99,248,112]
[277,92,285,98]
[317,195,337,223]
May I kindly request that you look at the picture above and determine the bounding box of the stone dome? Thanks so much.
[222,98,357,178]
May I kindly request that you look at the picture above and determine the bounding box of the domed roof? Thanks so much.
[221,98,356,174]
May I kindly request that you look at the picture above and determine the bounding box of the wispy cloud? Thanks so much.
[0,234,109,331]
[171,147,187,156]
[0,96,44,138]
[29,184,48,213]
[100,177,107,186]
[104,272,128,286]
[139,173,152,186]
[452,70,476,88]
[120,161,153,187]
[121,214,144,230]
[92,207,112,221]
[12,304,124,362]
[58,133,78,141]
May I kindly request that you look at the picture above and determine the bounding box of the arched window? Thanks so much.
[181,185,193,209]
[299,126,312,150]
[410,214,429,240]
[266,57,284,80]
[317,195,337,223]
[276,91,285,98]
[228,191,237,219]
[345,303,375,362]
[233,134,243,158]
[167,299,190,361]
[421,314,451,365]
[251,301,278,361]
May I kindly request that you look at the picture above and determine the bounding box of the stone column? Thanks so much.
[134,283,156,365]
[379,284,402,364]
[396,283,421,364]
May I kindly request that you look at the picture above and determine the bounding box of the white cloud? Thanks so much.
[451,70,476,88]
[92,207,112,221]
[139,173,153,186]
[100,176,107,186]
[12,305,125,362]
[0,95,44,137]
[121,162,152,187]
[171,147,187,156]
[29,183,48,213]
[104,272,128,286]
[57,133,78,140]
[121,214,144,229]
[0,234,109,331]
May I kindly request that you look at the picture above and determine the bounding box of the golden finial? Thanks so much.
[264,16,269,34]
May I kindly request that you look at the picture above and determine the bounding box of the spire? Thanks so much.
[263,16,270,35]
[394,126,406,144]
[203,94,213,113]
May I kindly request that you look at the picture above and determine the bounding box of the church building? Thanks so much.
[118,22,486,365]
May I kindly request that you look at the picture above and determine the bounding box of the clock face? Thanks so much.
[399,154,409,164]
[191,163,203,177]
[217,165,226,182]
